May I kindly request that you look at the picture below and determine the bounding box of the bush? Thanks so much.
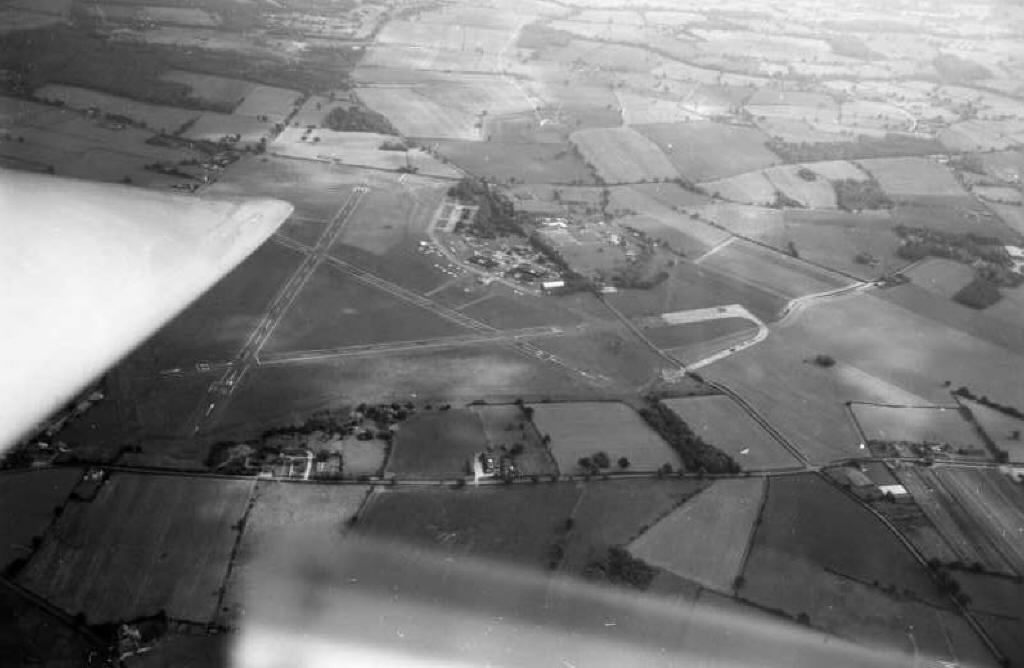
[812,354,836,368]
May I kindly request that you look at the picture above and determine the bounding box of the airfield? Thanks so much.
[4,0,1024,665]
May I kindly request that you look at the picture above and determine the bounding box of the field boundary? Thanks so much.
[213,477,259,627]
[733,476,770,595]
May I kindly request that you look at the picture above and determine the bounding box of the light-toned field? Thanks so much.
[964,399,1024,462]
[85,4,219,26]
[356,87,477,139]
[635,121,781,182]
[972,185,1023,204]
[0,468,81,570]
[160,70,255,108]
[529,401,680,473]
[616,91,704,125]
[19,474,252,623]
[431,140,592,184]
[700,171,776,205]
[271,128,461,178]
[859,157,967,197]
[700,239,850,300]
[219,482,368,625]
[851,404,981,448]
[340,438,388,478]
[798,160,870,181]
[904,258,976,298]
[764,165,838,208]
[629,478,765,592]
[33,84,199,133]
[570,126,678,183]
[662,396,800,470]
[234,85,301,123]
[179,112,271,146]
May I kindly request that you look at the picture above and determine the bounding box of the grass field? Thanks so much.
[570,126,678,183]
[431,140,594,185]
[635,121,780,182]
[764,165,838,208]
[529,401,680,473]
[34,84,199,133]
[472,404,557,478]
[220,481,368,625]
[700,171,776,205]
[271,128,461,178]
[234,84,300,122]
[19,474,252,623]
[160,70,254,109]
[629,478,765,592]
[904,258,976,299]
[179,112,270,146]
[386,409,487,479]
[859,157,967,198]
[662,396,800,470]
[700,239,850,301]
[851,404,981,449]
[964,399,1024,462]
[0,468,81,570]
[643,318,756,353]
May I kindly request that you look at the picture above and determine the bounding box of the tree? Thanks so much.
[592,451,611,468]
[578,456,592,470]
[617,457,630,469]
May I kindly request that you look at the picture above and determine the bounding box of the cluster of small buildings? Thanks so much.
[471,451,518,481]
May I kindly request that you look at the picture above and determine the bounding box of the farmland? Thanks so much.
[529,401,680,473]
[850,404,981,450]
[963,399,1024,462]
[570,126,678,183]
[662,396,800,470]
[18,474,252,623]
[0,468,81,570]
[629,478,765,592]
[859,157,967,198]
[698,239,851,301]
[386,409,487,479]
[431,140,594,185]
[635,122,781,182]
[472,404,557,478]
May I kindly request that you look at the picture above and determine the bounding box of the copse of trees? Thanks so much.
[323,104,398,135]
[638,398,740,474]
[953,277,1002,309]
[584,546,656,590]
[833,178,892,212]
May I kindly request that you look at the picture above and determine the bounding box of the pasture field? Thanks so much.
[700,171,776,206]
[955,571,1024,620]
[339,438,388,478]
[472,404,556,478]
[559,479,707,572]
[858,157,966,198]
[160,70,254,108]
[140,241,303,369]
[634,121,780,182]
[699,239,850,301]
[851,404,981,449]
[764,165,838,208]
[529,402,680,473]
[0,580,101,667]
[903,258,976,299]
[33,84,199,133]
[642,318,756,353]
[896,466,1014,574]
[616,90,703,125]
[986,282,1024,330]
[356,85,477,139]
[272,128,461,178]
[431,140,594,185]
[662,396,800,470]
[220,482,368,625]
[233,84,301,122]
[569,126,678,183]
[963,399,1024,462]
[19,474,252,623]
[0,468,81,570]
[85,4,219,26]
[629,478,766,592]
[386,409,487,479]
[357,484,581,566]
[971,185,1022,204]
[532,327,673,389]
[798,160,869,181]
[179,112,270,146]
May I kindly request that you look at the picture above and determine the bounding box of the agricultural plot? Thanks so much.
[570,126,678,183]
[963,400,1024,462]
[616,91,703,125]
[220,482,368,625]
[0,468,81,570]
[85,4,219,26]
[859,157,967,198]
[233,85,301,122]
[160,70,255,109]
[763,165,838,208]
[642,318,756,355]
[356,86,478,139]
[431,140,594,185]
[179,112,270,146]
[700,239,850,301]
[529,401,679,473]
[904,258,976,299]
[386,409,487,479]
[662,396,800,470]
[271,128,460,178]
[635,121,780,182]
[358,484,581,566]
[472,404,556,478]
[798,160,869,181]
[33,84,199,133]
[19,474,252,623]
[700,171,776,206]
[851,404,981,449]
[629,478,765,592]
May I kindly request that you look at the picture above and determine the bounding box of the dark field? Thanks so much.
[643,317,755,352]
[387,408,488,479]
[432,140,596,185]
[0,468,81,570]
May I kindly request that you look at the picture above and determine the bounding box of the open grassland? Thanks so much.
[700,239,851,301]
[472,404,556,478]
[859,157,967,198]
[964,400,1024,462]
[0,468,81,570]
[635,122,780,182]
[233,84,300,122]
[271,128,461,178]
[570,126,678,183]
[387,409,487,479]
[19,474,251,623]
[629,478,765,592]
[179,112,270,146]
[616,90,704,125]
[220,482,368,625]
[356,86,478,138]
[262,263,468,353]
[532,327,671,389]
[530,402,680,473]
[662,396,800,470]
[33,84,199,133]
[904,258,976,299]
[431,140,594,185]
[643,318,756,353]
[160,70,254,109]
[763,165,838,208]
[851,404,981,449]
[358,484,581,566]
[559,479,708,572]
[700,171,776,206]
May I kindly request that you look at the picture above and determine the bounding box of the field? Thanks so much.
[629,478,765,592]
[33,84,199,133]
[271,128,461,177]
[851,404,981,449]
[18,474,252,623]
[964,399,1024,462]
[634,122,780,182]
[763,165,838,208]
[662,396,801,470]
[179,112,270,146]
[386,409,487,479]
[472,404,557,478]
[700,171,776,205]
[431,140,594,185]
[233,84,301,122]
[219,481,368,625]
[699,239,851,301]
[529,401,680,473]
[357,484,581,566]
[904,258,976,299]
[160,70,255,109]
[642,318,756,354]
[570,126,678,183]
[858,157,967,198]
[0,468,81,570]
